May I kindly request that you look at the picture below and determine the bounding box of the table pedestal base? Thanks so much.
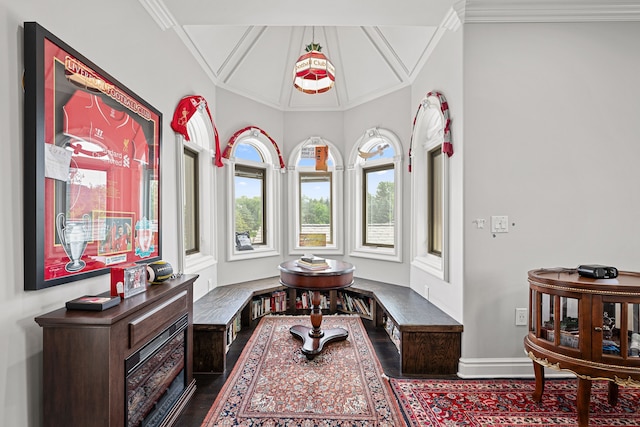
[278,263,355,360]
[290,325,348,359]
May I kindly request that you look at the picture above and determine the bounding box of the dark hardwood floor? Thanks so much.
[177,317,405,426]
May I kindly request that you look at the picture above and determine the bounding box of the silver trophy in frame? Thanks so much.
[56,213,92,272]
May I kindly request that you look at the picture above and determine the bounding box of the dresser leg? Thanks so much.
[576,378,592,427]
[532,362,545,402]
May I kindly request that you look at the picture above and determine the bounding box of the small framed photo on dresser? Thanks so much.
[111,263,147,299]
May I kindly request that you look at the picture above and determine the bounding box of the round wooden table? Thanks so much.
[278,259,355,359]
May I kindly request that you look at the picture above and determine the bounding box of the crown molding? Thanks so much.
[464,0,640,23]
[444,1,465,31]
[407,2,463,85]
[138,0,177,30]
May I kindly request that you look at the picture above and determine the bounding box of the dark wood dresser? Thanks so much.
[35,274,198,427]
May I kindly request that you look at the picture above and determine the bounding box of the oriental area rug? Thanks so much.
[390,378,640,426]
[201,315,406,426]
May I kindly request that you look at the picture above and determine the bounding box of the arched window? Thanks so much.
[176,106,217,275]
[347,127,403,262]
[410,92,451,280]
[223,127,283,260]
[287,137,344,255]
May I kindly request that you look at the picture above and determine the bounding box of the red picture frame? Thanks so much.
[23,22,162,290]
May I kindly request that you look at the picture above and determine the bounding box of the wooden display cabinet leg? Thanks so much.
[608,381,619,406]
[576,378,592,427]
[532,362,545,402]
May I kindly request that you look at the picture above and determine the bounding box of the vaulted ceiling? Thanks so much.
[139,0,458,111]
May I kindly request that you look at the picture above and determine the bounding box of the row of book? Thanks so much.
[295,290,331,310]
[248,287,380,323]
[251,291,288,319]
[382,314,401,353]
[337,292,373,318]
[226,314,242,352]
[251,289,335,318]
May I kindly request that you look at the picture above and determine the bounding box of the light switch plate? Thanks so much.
[491,216,509,233]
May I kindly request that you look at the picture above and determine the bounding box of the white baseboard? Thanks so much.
[457,357,575,379]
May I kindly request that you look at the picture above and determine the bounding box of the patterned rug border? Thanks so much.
[390,378,640,427]
[201,314,407,427]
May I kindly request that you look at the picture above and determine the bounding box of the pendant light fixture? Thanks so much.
[293,27,335,94]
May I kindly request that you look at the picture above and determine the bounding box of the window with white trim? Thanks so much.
[410,95,449,280]
[234,163,265,244]
[347,128,402,262]
[363,164,394,247]
[427,146,443,256]
[225,129,281,260]
[178,108,217,273]
[183,147,199,254]
[299,172,333,244]
[287,137,343,255]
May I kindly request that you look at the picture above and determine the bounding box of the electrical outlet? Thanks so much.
[515,308,528,326]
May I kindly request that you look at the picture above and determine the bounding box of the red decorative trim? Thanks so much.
[408,90,453,172]
[171,95,223,167]
[222,126,286,170]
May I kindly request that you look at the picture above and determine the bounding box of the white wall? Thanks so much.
[281,90,412,286]
[0,0,218,424]
[460,21,640,377]
[214,88,415,285]
[213,88,286,285]
[5,1,640,424]
[283,111,344,150]
[342,88,413,285]
[409,25,464,321]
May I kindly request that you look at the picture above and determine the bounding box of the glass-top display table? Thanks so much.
[525,268,640,427]
[279,259,355,359]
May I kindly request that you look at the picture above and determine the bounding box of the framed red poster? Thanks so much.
[23,22,162,290]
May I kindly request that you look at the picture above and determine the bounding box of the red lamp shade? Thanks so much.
[293,43,335,94]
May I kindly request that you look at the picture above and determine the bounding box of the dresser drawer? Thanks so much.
[129,290,188,348]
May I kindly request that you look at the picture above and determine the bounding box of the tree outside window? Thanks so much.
[234,165,265,244]
[364,165,394,247]
[347,127,402,262]
[299,172,332,244]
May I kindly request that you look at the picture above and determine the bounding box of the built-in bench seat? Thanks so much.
[350,278,463,375]
[192,277,283,373]
[192,276,463,376]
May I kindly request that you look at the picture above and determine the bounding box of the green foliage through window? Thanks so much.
[299,172,332,244]
[234,165,265,244]
[301,195,330,224]
[364,165,394,247]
